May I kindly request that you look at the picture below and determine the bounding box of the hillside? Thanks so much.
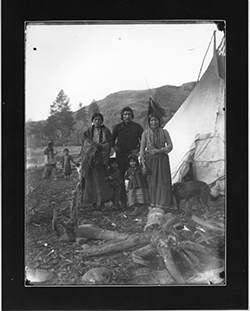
[27,82,196,148]
[93,82,196,130]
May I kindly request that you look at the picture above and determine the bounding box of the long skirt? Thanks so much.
[145,153,174,207]
[82,165,114,205]
[127,187,149,207]
[63,161,72,175]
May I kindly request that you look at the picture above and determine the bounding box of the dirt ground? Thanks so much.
[25,165,225,285]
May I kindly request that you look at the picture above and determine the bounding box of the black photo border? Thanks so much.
[2,0,248,310]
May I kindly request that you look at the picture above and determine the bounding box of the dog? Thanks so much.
[172,180,211,215]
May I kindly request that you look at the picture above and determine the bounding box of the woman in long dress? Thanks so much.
[80,112,114,208]
[140,112,174,208]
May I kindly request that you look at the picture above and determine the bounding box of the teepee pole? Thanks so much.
[196,31,216,83]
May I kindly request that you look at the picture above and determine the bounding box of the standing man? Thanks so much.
[112,106,143,208]
[42,140,58,179]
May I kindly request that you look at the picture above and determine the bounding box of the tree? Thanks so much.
[26,120,46,148]
[43,90,75,144]
[42,115,60,142]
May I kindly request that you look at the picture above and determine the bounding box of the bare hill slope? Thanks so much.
[95,82,196,130]
[27,82,195,147]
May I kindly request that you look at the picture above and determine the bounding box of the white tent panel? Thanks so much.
[193,133,224,195]
[164,41,225,195]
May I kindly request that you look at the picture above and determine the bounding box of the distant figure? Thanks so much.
[42,141,58,179]
[125,154,149,215]
[61,148,79,180]
[105,158,123,210]
[80,112,114,208]
[140,112,174,208]
[112,106,143,208]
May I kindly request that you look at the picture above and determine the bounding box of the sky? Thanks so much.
[25,22,224,121]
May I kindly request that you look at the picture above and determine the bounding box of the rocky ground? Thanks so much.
[25,165,225,285]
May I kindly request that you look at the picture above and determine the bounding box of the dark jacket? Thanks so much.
[112,121,143,154]
[125,166,147,189]
[108,167,123,188]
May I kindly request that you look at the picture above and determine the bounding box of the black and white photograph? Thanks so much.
[25,21,226,286]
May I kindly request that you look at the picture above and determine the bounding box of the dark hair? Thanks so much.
[109,157,118,166]
[91,112,104,122]
[63,148,69,152]
[148,112,161,125]
[120,106,134,120]
[48,140,54,145]
[128,154,139,164]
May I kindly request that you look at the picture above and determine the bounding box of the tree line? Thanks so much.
[26,89,100,148]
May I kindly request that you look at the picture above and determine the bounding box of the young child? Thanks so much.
[125,154,149,215]
[62,148,79,180]
[105,158,123,210]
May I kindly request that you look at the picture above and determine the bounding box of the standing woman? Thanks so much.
[140,112,174,208]
[80,112,114,208]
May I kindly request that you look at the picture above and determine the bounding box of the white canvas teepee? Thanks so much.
[165,34,225,197]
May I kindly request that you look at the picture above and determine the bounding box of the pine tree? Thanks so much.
[43,90,75,144]
[43,115,60,142]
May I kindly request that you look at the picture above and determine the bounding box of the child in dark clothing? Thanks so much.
[62,148,79,180]
[125,154,149,215]
[105,158,123,210]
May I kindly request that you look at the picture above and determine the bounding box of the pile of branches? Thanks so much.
[52,205,225,284]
